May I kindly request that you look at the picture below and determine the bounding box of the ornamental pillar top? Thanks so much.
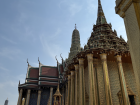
[115,55,122,62]
[70,71,75,76]
[78,58,84,64]
[68,75,71,80]
[100,53,107,60]
[74,64,79,71]
[87,53,93,61]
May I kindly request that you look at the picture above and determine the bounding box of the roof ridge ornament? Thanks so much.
[55,55,59,63]
[38,57,40,64]
[27,58,29,66]
[60,53,63,60]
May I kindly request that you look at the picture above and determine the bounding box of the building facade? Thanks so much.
[115,0,140,103]
[17,0,139,105]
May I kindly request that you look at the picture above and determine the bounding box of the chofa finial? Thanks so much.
[60,53,63,60]
[55,55,58,63]
[38,57,40,64]
[27,58,29,66]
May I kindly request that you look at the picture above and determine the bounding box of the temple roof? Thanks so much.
[84,0,129,52]
[18,60,67,89]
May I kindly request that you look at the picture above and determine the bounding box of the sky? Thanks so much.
[0,0,127,104]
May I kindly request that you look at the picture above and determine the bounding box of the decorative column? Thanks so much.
[116,55,130,105]
[67,75,71,105]
[93,58,100,104]
[78,58,85,105]
[70,71,75,105]
[50,87,53,105]
[17,89,23,105]
[100,53,112,105]
[37,90,41,105]
[87,54,98,105]
[22,98,25,105]
[25,89,31,105]
[74,64,79,105]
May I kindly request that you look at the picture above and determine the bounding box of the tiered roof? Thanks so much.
[18,59,67,90]
[65,0,130,72]
[84,0,129,52]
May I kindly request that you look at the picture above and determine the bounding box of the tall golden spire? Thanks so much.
[96,0,107,25]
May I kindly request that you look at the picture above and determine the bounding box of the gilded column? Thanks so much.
[78,58,85,105]
[93,58,100,105]
[22,98,25,105]
[17,89,23,105]
[87,54,98,105]
[25,89,31,105]
[67,75,71,105]
[70,71,75,105]
[74,64,78,105]
[100,53,112,105]
[37,90,41,105]
[50,87,53,105]
[116,55,130,105]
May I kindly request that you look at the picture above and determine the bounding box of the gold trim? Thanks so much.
[133,2,140,29]
[117,0,127,8]
[116,8,121,14]
[121,13,125,18]
[122,0,132,12]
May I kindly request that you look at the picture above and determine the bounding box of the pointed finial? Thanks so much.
[75,24,77,29]
[27,58,29,66]
[98,0,101,5]
[55,55,58,63]
[38,57,40,64]
[60,53,63,60]
[19,80,20,85]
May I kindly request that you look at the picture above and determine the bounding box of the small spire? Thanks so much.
[75,24,77,29]
[96,0,107,25]
[19,80,20,85]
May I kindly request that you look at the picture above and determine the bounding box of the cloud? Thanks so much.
[69,3,82,16]
[0,74,25,105]
[0,66,9,72]
[0,74,25,89]
[0,47,22,60]
[40,29,62,61]
[50,28,61,39]
[30,62,39,67]
[1,36,17,44]
[86,0,97,14]
[58,0,67,8]
[40,36,61,61]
